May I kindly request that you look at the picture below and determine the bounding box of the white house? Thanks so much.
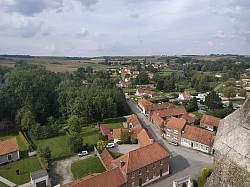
[178,91,192,101]
[30,169,50,187]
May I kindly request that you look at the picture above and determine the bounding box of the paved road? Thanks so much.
[109,144,140,154]
[126,99,213,187]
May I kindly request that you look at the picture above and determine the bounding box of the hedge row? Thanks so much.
[37,154,49,170]
[18,131,32,151]
[103,117,126,123]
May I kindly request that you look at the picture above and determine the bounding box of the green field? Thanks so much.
[106,122,124,130]
[71,156,105,179]
[32,126,99,161]
[0,157,42,185]
[191,111,204,120]
[158,68,183,76]
[0,182,9,187]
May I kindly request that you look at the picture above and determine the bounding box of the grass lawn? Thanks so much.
[81,126,99,145]
[0,157,42,185]
[33,134,72,161]
[191,111,204,120]
[106,122,124,130]
[0,182,9,187]
[149,96,169,103]
[32,126,99,161]
[71,156,105,179]
[230,99,246,105]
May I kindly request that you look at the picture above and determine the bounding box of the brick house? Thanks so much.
[127,114,142,129]
[113,128,143,143]
[178,91,192,101]
[138,98,153,114]
[151,112,165,135]
[155,107,187,121]
[62,167,126,187]
[137,129,153,147]
[165,117,187,143]
[100,124,113,141]
[200,114,221,132]
[180,113,197,125]
[181,125,215,154]
[0,137,20,165]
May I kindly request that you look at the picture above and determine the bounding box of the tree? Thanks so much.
[40,146,52,163]
[15,106,35,132]
[121,131,131,144]
[67,133,83,153]
[137,71,149,85]
[96,140,108,153]
[68,115,81,133]
[239,88,247,98]
[204,91,223,109]
[223,86,236,99]
[183,98,198,112]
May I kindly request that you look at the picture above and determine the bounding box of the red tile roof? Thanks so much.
[182,125,215,146]
[0,137,19,156]
[181,91,191,100]
[165,117,187,131]
[138,98,153,107]
[151,112,164,127]
[136,89,154,95]
[156,107,187,118]
[100,149,116,170]
[100,124,111,135]
[113,128,143,140]
[137,129,152,147]
[127,114,141,127]
[147,103,176,111]
[62,167,126,187]
[181,113,196,124]
[112,142,169,174]
[200,114,221,127]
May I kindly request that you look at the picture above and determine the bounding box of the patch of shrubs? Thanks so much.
[30,123,59,140]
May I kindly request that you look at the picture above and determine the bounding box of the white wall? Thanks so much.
[31,176,49,187]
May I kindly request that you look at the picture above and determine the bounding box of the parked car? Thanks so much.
[78,150,89,157]
[106,143,115,149]
[169,141,179,146]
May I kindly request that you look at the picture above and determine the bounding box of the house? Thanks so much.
[138,98,153,114]
[181,125,215,154]
[62,167,126,187]
[200,114,221,132]
[137,129,153,148]
[178,91,192,101]
[196,93,208,101]
[165,117,187,143]
[100,142,170,187]
[135,89,158,98]
[127,114,142,129]
[100,124,111,136]
[113,128,143,143]
[30,169,50,187]
[155,107,187,121]
[180,113,196,125]
[151,112,165,135]
[0,137,20,165]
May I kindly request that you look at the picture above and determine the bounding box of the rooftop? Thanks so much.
[200,114,221,127]
[100,124,111,135]
[30,169,48,180]
[165,117,187,131]
[0,137,19,156]
[156,107,187,118]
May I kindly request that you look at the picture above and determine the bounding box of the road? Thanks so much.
[126,99,213,187]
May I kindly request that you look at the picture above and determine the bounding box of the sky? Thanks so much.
[0,0,250,57]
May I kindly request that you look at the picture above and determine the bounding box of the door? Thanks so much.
[139,178,142,186]
[36,180,46,187]
[191,142,193,148]
[160,169,163,177]
[7,154,12,161]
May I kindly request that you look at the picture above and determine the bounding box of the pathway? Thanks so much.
[0,176,16,187]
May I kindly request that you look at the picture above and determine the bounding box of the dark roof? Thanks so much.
[100,124,111,135]
[30,169,48,180]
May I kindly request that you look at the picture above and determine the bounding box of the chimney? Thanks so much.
[150,139,154,144]
[119,160,125,168]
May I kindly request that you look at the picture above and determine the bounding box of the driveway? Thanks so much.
[108,144,140,154]
[126,99,213,187]
[50,154,93,186]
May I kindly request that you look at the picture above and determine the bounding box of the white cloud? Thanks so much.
[207,41,214,47]
[77,27,88,37]
[213,31,225,39]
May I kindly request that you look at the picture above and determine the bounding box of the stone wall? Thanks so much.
[205,97,250,187]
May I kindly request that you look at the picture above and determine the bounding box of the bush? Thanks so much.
[130,136,138,144]
[121,131,131,144]
[114,152,124,158]
[67,133,84,153]
[103,117,126,123]
[18,131,32,151]
[30,123,59,140]
[202,168,213,179]
[37,149,49,170]
[117,141,123,145]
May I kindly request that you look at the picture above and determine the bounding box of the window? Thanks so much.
[173,130,178,134]
[160,160,163,165]
[132,182,135,187]
[7,154,12,161]
[139,169,142,175]
[153,172,156,178]
[146,166,149,172]
[146,175,149,181]
[153,163,156,169]
[131,172,135,179]
[173,135,178,140]
[166,128,171,131]
[166,132,171,137]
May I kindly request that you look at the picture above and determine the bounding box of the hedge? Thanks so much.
[103,117,126,123]
[37,154,49,170]
[18,131,32,151]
